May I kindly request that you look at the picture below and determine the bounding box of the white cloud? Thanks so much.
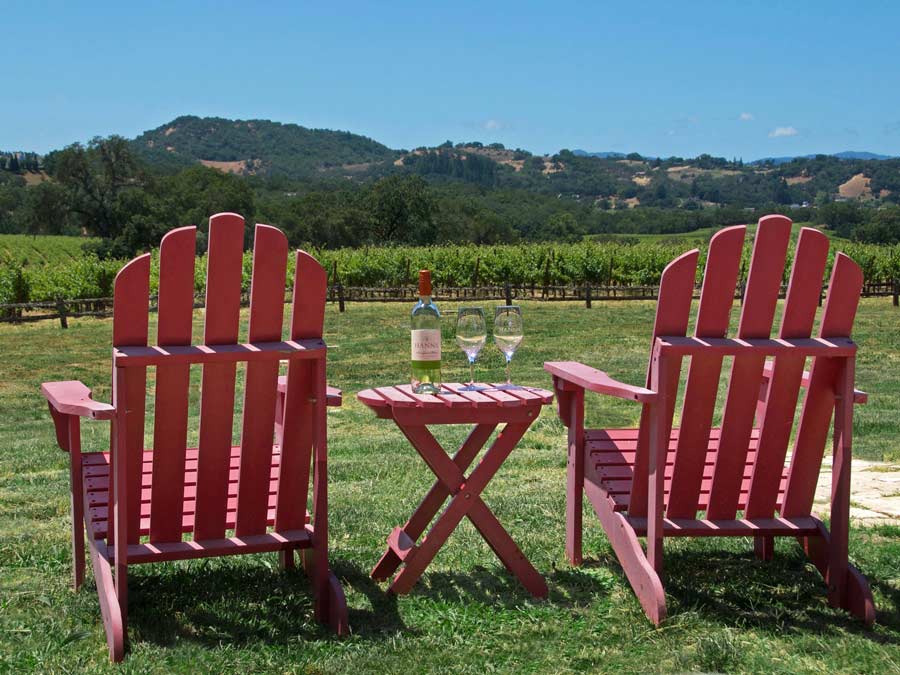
[739,112,754,121]
[769,126,798,138]
[483,119,503,131]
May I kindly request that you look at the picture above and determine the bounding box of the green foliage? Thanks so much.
[9,233,900,305]
[131,115,398,178]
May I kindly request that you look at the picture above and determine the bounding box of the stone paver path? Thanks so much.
[811,457,900,526]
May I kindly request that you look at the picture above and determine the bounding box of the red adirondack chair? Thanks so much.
[40,213,348,661]
[546,215,875,625]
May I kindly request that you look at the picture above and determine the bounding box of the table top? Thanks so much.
[357,383,553,412]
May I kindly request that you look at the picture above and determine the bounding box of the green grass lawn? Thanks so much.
[1,299,898,674]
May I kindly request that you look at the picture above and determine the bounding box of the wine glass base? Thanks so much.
[459,383,489,392]
[493,383,523,391]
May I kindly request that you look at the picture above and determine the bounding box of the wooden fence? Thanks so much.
[2,281,898,328]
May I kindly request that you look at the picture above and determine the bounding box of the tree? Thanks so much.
[46,136,145,238]
[367,175,435,244]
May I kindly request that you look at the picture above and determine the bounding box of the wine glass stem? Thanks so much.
[505,355,511,384]
[468,358,475,386]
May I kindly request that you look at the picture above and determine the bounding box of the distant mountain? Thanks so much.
[751,151,895,165]
[833,151,895,160]
[572,150,627,159]
[132,115,398,178]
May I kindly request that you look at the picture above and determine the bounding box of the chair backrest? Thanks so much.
[626,215,863,521]
[109,212,327,546]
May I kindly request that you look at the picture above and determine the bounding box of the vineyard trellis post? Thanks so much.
[56,297,68,329]
[585,283,591,309]
[893,278,899,307]
[504,281,512,306]
[337,283,345,313]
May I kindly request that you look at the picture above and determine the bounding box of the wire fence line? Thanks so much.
[1,281,898,328]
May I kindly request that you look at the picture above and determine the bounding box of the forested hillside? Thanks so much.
[131,115,398,177]
[2,116,900,255]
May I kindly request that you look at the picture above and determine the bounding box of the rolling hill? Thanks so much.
[131,115,398,178]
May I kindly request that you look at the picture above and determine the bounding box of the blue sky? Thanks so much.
[4,1,900,159]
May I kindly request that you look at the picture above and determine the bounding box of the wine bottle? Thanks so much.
[411,269,442,394]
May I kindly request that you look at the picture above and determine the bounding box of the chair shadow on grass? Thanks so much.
[658,542,899,644]
[126,556,410,650]
[376,562,615,611]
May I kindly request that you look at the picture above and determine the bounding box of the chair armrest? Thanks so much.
[277,376,342,407]
[41,381,115,420]
[761,361,867,404]
[544,361,656,403]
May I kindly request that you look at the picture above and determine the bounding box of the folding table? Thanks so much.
[358,383,553,598]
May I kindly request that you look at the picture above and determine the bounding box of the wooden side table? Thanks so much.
[358,383,553,598]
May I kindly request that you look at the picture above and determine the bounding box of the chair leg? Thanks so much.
[67,416,86,590]
[90,543,125,661]
[565,391,584,566]
[302,547,349,636]
[754,535,774,561]
[585,479,666,624]
[279,549,295,569]
[566,436,584,566]
[800,522,875,625]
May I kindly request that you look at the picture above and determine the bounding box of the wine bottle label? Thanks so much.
[411,329,441,361]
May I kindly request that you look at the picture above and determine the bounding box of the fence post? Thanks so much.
[585,283,592,309]
[337,283,345,313]
[56,297,68,329]
[504,281,512,306]
[894,278,899,307]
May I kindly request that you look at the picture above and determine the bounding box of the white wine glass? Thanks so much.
[455,307,487,391]
[493,305,523,390]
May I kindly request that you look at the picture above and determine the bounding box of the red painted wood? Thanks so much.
[667,225,744,518]
[626,516,819,537]
[112,253,151,546]
[194,213,245,540]
[126,529,311,564]
[782,253,864,517]
[762,362,867,403]
[235,224,287,536]
[746,227,828,518]
[150,226,196,543]
[360,389,552,597]
[583,479,667,624]
[276,251,327,531]
[707,215,791,519]
[544,362,655,401]
[41,381,115,420]
[113,339,325,367]
[543,219,873,626]
[67,416,86,589]
[629,249,698,518]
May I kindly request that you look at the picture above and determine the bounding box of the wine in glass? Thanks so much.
[455,307,487,391]
[493,305,523,390]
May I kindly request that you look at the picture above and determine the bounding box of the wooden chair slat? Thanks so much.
[629,249,698,518]
[276,251,327,531]
[195,214,245,540]
[782,253,863,517]
[746,227,828,518]
[112,254,151,545]
[235,225,288,536]
[148,227,196,544]
[668,225,744,518]
[707,215,791,519]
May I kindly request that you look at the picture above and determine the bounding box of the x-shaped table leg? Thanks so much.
[371,422,548,598]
